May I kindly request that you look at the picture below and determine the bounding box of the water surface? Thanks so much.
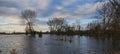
[0,34,120,54]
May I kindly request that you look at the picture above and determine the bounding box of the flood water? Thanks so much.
[0,34,120,54]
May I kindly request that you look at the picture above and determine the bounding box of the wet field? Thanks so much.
[0,34,120,54]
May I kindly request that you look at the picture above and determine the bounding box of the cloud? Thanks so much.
[0,17,48,32]
[35,0,51,10]
[74,3,97,15]
[62,0,77,6]
[47,2,105,20]
[0,0,51,16]
[0,25,25,32]
[0,7,20,17]
[0,0,51,32]
[0,0,107,32]
[56,6,64,10]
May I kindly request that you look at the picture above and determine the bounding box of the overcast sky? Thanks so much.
[0,0,107,32]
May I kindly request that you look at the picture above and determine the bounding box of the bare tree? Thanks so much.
[97,2,114,30]
[47,18,67,33]
[109,0,120,9]
[96,0,120,34]
[109,0,120,31]
[21,9,37,35]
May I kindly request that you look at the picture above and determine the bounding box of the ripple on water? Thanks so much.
[0,34,120,54]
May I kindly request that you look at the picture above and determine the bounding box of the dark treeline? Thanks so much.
[19,0,120,37]
[86,0,120,36]
[47,0,120,36]
[47,18,81,35]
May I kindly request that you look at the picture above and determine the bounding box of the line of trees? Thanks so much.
[21,0,120,36]
[46,0,120,36]
[87,0,120,36]
[47,18,81,35]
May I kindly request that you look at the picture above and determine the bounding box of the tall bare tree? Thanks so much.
[97,2,113,30]
[21,9,37,35]
[96,0,120,33]
[109,0,120,31]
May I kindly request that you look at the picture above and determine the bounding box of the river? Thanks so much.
[0,34,120,54]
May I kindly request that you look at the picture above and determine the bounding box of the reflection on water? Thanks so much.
[0,34,120,54]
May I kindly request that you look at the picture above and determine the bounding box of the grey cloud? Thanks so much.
[0,0,51,18]
[32,18,47,26]
[0,7,20,16]
[0,0,21,8]
[0,0,22,17]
